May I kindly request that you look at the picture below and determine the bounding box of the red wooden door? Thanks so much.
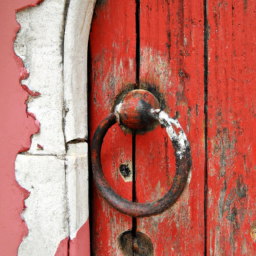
[89,0,256,255]
[207,0,256,254]
[89,1,135,255]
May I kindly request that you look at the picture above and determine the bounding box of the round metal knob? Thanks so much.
[119,90,160,130]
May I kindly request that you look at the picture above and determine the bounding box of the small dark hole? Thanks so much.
[119,164,131,178]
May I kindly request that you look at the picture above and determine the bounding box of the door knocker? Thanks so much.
[91,89,191,217]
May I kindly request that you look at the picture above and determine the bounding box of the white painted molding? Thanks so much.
[14,0,97,254]
[15,155,69,256]
[64,0,96,142]
[14,0,66,155]
[66,143,89,240]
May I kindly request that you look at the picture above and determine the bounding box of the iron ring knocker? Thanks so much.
[91,90,192,218]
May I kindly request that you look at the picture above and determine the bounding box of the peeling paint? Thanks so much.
[15,155,69,256]
[13,0,95,255]
[151,109,189,158]
[14,0,66,155]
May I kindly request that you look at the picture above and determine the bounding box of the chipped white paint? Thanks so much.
[66,143,89,239]
[186,170,192,186]
[114,102,122,114]
[64,0,97,142]
[115,101,189,159]
[15,155,69,256]
[14,0,66,155]
[141,47,173,91]
[14,0,97,254]
[151,109,189,158]
[114,102,122,124]
[14,142,90,255]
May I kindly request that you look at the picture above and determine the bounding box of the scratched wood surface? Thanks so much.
[135,0,205,255]
[207,0,256,255]
[89,0,136,255]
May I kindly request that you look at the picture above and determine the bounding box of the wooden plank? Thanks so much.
[136,0,205,255]
[207,0,256,254]
[89,0,136,254]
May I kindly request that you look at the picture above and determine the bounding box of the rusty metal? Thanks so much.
[91,109,192,217]
[119,90,160,130]
[117,231,154,256]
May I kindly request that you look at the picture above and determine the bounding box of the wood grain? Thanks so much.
[207,0,256,254]
[136,0,205,255]
[89,0,136,255]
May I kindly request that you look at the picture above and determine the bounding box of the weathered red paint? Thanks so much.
[90,0,205,254]
[89,0,136,254]
[135,0,205,255]
[90,0,205,255]
[2,0,255,254]
[207,0,256,254]
[0,0,41,254]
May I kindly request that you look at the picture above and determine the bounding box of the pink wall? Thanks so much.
[0,0,40,254]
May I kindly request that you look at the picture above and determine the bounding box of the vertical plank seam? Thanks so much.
[135,0,140,87]
[132,0,140,253]
[204,0,209,255]
[132,131,137,239]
